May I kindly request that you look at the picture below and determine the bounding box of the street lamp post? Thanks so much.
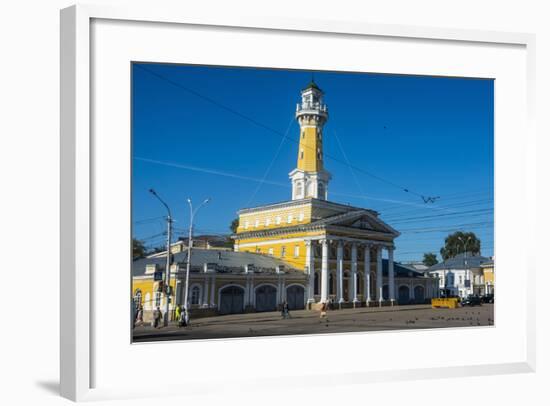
[149,189,172,327]
[458,236,472,297]
[183,198,210,317]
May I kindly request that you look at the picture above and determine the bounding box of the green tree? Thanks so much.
[439,231,481,260]
[132,238,147,259]
[422,252,438,267]
[229,218,239,234]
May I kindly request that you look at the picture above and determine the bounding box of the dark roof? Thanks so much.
[480,259,494,267]
[427,254,490,271]
[302,80,322,92]
[388,260,426,278]
[134,249,427,279]
[133,248,298,277]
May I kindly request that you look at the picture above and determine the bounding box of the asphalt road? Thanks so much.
[132,303,494,342]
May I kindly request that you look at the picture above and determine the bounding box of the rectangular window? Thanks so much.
[298,212,304,221]
[281,246,286,258]
[294,245,300,257]
[275,216,281,225]
[300,150,304,159]
[265,218,271,226]
[254,219,259,228]
[268,247,274,256]
[244,221,249,229]
[287,214,292,223]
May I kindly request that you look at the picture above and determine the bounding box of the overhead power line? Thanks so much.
[134,64,432,201]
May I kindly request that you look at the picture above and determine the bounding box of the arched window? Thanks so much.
[190,285,201,305]
[306,181,313,197]
[318,182,325,198]
[296,182,303,197]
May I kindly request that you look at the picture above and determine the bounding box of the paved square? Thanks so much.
[132,304,494,342]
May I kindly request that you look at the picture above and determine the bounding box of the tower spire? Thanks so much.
[288,80,331,200]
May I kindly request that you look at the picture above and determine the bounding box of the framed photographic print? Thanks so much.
[61,4,536,402]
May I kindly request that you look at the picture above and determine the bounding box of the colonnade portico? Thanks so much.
[305,237,396,307]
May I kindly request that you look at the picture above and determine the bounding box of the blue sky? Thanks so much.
[132,63,494,262]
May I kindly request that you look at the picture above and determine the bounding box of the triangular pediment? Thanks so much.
[318,210,399,236]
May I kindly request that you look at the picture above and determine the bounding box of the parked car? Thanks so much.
[461,295,482,306]
[481,294,494,304]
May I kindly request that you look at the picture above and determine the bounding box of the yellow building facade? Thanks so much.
[233,81,438,308]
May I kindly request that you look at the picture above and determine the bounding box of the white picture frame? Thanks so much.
[60,4,536,402]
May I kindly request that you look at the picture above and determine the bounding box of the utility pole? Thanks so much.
[183,198,210,317]
[458,236,472,297]
[149,189,173,327]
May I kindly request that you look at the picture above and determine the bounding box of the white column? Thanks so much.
[351,243,359,305]
[249,275,254,307]
[281,276,286,303]
[320,239,329,303]
[277,274,282,305]
[203,275,209,307]
[210,275,216,307]
[388,247,395,305]
[376,246,383,305]
[305,240,315,303]
[248,276,254,308]
[337,240,344,304]
[364,245,371,306]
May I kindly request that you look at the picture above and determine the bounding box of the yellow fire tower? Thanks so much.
[289,81,331,200]
[231,79,427,308]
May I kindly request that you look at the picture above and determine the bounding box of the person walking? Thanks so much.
[320,301,327,319]
[175,304,182,326]
[153,306,163,328]
[179,307,189,327]
[135,305,144,327]
[281,301,291,319]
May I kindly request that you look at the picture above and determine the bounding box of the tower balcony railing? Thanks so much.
[296,102,329,117]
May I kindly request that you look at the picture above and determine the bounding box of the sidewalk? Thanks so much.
[132,304,436,340]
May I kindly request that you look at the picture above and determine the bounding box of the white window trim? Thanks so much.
[189,283,202,306]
